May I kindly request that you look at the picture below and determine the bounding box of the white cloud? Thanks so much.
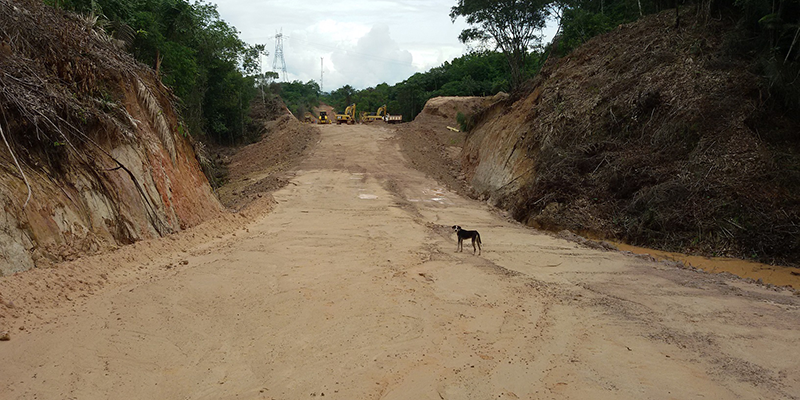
[210,0,470,89]
[312,19,371,45]
[329,25,416,88]
[211,0,555,90]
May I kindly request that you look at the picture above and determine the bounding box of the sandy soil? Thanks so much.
[1,123,799,399]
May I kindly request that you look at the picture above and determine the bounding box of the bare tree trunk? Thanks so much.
[506,51,524,91]
[155,49,162,75]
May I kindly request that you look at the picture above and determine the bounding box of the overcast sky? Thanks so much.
[211,0,553,92]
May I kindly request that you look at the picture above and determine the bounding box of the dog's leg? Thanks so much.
[471,237,477,254]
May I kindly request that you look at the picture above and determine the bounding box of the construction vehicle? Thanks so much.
[303,112,317,124]
[361,104,387,123]
[318,111,331,124]
[383,114,402,124]
[335,104,356,124]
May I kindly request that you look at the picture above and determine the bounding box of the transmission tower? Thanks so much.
[272,29,287,81]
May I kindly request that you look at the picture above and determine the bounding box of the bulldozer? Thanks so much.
[361,104,387,123]
[318,110,331,124]
[335,104,356,124]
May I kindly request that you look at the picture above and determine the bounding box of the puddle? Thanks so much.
[613,241,800,289]
[358,194,378,200]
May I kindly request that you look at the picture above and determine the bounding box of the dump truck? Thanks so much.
[383,114,402,124]
[336,104,356,124]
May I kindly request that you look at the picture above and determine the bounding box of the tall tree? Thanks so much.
[450,0,549,89]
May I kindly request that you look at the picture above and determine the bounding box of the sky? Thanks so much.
[210,0,554,91]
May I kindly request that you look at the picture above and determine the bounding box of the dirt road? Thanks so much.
[2,124,799,399]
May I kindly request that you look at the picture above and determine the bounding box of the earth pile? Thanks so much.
[461,10,800,265]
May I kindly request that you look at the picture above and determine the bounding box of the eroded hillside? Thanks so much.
[0,0,221,275]
[461,10,800,266]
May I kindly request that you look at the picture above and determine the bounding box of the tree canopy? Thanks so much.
[46,0,264,144]
[450,0,551,89]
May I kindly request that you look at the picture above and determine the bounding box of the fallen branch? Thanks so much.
[0,113,32,210]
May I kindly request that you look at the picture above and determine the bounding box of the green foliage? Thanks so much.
[46,0,264,145]
[450,0,550,89]
[557,8,618,54]
[324,85,358,114]
[278,80,321,118]
[555,0,651,54]
[322,50,536,121]
[456,111,476,132]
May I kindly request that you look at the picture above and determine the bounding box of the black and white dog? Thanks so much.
[452,225,482,255]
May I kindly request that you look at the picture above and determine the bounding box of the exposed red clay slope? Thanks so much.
[0,0,222,275]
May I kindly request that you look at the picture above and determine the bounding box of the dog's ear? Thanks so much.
[452,225,457,230]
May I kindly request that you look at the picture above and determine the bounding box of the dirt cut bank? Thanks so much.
[461,10,800,266]
[0,0,222,276]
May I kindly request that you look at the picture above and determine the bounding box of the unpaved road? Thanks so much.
[2,124,800,399]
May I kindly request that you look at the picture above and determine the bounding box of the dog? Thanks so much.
[452,225,481,255]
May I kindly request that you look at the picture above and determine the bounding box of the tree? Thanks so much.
[329,85,356,112]
[47,0,267,145]
[450,0,549,89]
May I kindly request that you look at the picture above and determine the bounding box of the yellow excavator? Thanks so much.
[303,112,317,124]
[361,104,387,123]
[318,110,331,124]
[335,104,356,124]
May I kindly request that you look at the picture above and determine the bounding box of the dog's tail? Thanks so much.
[477,233,482,244]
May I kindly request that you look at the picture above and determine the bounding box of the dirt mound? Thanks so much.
[395,96,501,195]
[413,96,495,131]
[217,115,320,210]
[313,103,335,119]
[0,0,221,275]
[462,10,800,266]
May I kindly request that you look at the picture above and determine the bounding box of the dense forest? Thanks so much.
[45,0,264,144]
